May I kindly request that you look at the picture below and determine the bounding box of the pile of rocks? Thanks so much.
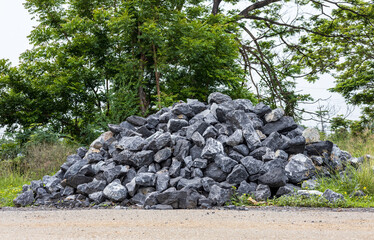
[14,92,358,209]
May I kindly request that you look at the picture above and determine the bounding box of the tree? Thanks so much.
[2,0,372,142]
[296,0,374,120]
[0,0,245,141]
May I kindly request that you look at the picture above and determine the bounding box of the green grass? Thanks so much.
[0,142,77,207]
[0,173,30,207]
[269,194,374,208]
[229,133,374,208]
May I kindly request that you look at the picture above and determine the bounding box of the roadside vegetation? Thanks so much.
[0,130,78,207]
[230,130,374,208]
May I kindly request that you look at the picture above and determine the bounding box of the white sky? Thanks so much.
[0,0,361,136]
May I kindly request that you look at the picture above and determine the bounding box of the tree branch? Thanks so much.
[239,0,281,17]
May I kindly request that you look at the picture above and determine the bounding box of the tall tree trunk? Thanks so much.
[152,44,161,109]
[105,77,110,116]
[138,53,148,115]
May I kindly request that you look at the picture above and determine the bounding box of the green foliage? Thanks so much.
[0,140,77,207]
[0,173,29,207]
[0,0,245,141]
[270,194,374,208]
[300,0,374,118]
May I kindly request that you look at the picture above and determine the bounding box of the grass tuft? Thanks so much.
[0,142,77,207]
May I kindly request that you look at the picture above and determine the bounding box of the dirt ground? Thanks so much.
[1,207,374,240]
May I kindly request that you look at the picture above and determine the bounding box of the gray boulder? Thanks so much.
[135,173,156,187]
[214,154,238,173]
[201,138,224,159]
[176,177,202,190]
[191,131,205,147]
[169,158,182,178]
[13,190,34,207]
[226,129,243,146]
[103,180,127,202]
[127,115,147,126]
[204,163,228,182]
[285,154,315,184]
[305,141,334,156]
[237,181,257,195]
[117,136,145,151]
[167,119,188,133]
[262,116,297,135]
[226,164,249,184]
[89,191,105,204]
[156,171,170,192]
[208,92,232,104]
[265,108,284,122]
[276,184,300,197]
[323,189,345,203]
[208,185,232,206]
[240,156,263,176]
[258,159,287,187]
[254,184,271,201]
[154,147,172,163]
[302,128,320,144]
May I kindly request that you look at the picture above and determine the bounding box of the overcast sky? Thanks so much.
[0,0,360,135]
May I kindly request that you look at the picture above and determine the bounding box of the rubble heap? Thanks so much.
[14,92,358,209]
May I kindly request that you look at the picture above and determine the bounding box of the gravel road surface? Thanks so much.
[1,207,374,240]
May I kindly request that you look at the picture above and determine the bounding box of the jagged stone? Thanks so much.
[302,128,320,144]
[127,115,147,126]
[237,181,257,195]
[226,164,249,185]
[233,144,250,156]
[285,154,315,184]
[176,177,202,190]
[204,163,228,182]
[208,185,232,206]
[191,168,204,178]
[262,148,275,162]
[208,92,232,104]
[305,141,334,156]
[192,158,208,169]
[169,158,182,178]
[261,131,283,151]
[281,136,306,154]
[240,156,263,176]
[13,191,34,207]
[262,116,298,136]
[226,129,243,146]
[254,184,271,201]
[276,184,300,197]
[258,159,287,188]
[117,136,145,151]
[214,154,238,173]
[202,126,218,139]
[265,108,284,123]
[154,147,172,163]
[172,103,194,118]
[135,173,156,187]
[191,131,205,147]
[253,103,272,117]
[201,138,224,159]
[190,145,202,160]
[188,99,207,114]
[131,150,154,167]
[156,171,170,192]
[167,119,189,133]
[323,189,345,203]
[103,180,127,202]
[146,114,159,129]
[173,139,190,161]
